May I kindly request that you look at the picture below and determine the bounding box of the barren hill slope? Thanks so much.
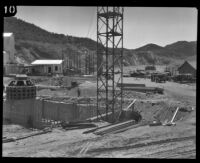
[4,17,196,66]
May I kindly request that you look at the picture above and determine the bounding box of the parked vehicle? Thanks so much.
[151,73,169,83]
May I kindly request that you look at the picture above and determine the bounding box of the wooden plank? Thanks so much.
[123,99,136,111]
[117,83,146,87]
[87,111,113,121]
[123,87,164,93]
[170,107,180,123]
[109,123,147,134]
[94,120,135,135]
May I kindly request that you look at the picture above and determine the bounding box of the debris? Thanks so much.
[3,128,52,143]
[163,122,176,126]
[61,121,97,130]
[179,107,194,112]
[79,142,92,155]
[149,120,162,126]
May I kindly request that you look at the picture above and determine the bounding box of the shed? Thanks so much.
[178,61,196,77]
[30,60,64,75]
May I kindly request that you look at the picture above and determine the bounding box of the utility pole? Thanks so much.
[88,51,91,74]
[85,50,88,75]
[62,48,64,75]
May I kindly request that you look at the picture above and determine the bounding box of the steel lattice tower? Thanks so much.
[97,7,124,122]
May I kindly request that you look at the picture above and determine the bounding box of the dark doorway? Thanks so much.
[48,66,52,73]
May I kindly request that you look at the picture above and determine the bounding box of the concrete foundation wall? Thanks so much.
[3,98,103,129]
[42,100,79,122]
[3,99,42,128]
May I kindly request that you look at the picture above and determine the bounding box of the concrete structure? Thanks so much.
[178,61,196,77]
[3,75,40,128]
[3,33,15,64]
[3,98,101,129]
[30,60,64,75]
[3,33,19,75]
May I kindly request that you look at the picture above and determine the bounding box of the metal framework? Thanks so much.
[85,50,95,75]
[97,7,124,122]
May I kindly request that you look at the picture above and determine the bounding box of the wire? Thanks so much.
[86,7,96,38]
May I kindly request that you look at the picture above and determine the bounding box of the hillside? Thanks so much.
[4,17,196,67]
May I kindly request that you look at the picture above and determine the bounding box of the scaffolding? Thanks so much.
[85,50,95,75]
[97,7,124,122]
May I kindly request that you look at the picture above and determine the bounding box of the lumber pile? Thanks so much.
[61,121,97,130]
[111,122,147,134]
[117,83,146,88]
[116,82,163,94]
[94,120,136,135]
[83,123,114,134]
[123,87,164,94]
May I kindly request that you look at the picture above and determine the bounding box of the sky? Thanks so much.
[15,6,197,49]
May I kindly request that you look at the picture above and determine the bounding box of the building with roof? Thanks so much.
[29,60,64,75]
[178,61,196,77]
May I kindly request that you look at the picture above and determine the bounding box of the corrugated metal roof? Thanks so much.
[31,60,63,65]
[3,33,13,37]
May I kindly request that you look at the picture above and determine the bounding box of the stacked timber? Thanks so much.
[94,120,135,135]
[117,83,145,87]
[123,87,164,94]
[61,121,97,130]
[117,83,163,94]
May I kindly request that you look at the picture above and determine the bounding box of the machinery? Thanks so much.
[151,72,170,83]
[172,74,196,83]
[6,74,36,100]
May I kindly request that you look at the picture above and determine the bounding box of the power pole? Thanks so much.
[97,7,124,122]
[62,48,64,75]
[85,50,87,74]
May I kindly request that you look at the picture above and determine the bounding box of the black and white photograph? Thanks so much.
[3,5,197,158]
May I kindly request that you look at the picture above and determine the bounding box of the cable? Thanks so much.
[86,7,96,38]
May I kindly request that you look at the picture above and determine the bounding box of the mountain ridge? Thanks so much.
[4,17,196,66]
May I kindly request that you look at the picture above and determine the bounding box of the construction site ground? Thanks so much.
[3,72,196,158]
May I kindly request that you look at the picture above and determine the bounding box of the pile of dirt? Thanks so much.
[31,77,50,85]
[31,76,75,87]
[134,100,191,123]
